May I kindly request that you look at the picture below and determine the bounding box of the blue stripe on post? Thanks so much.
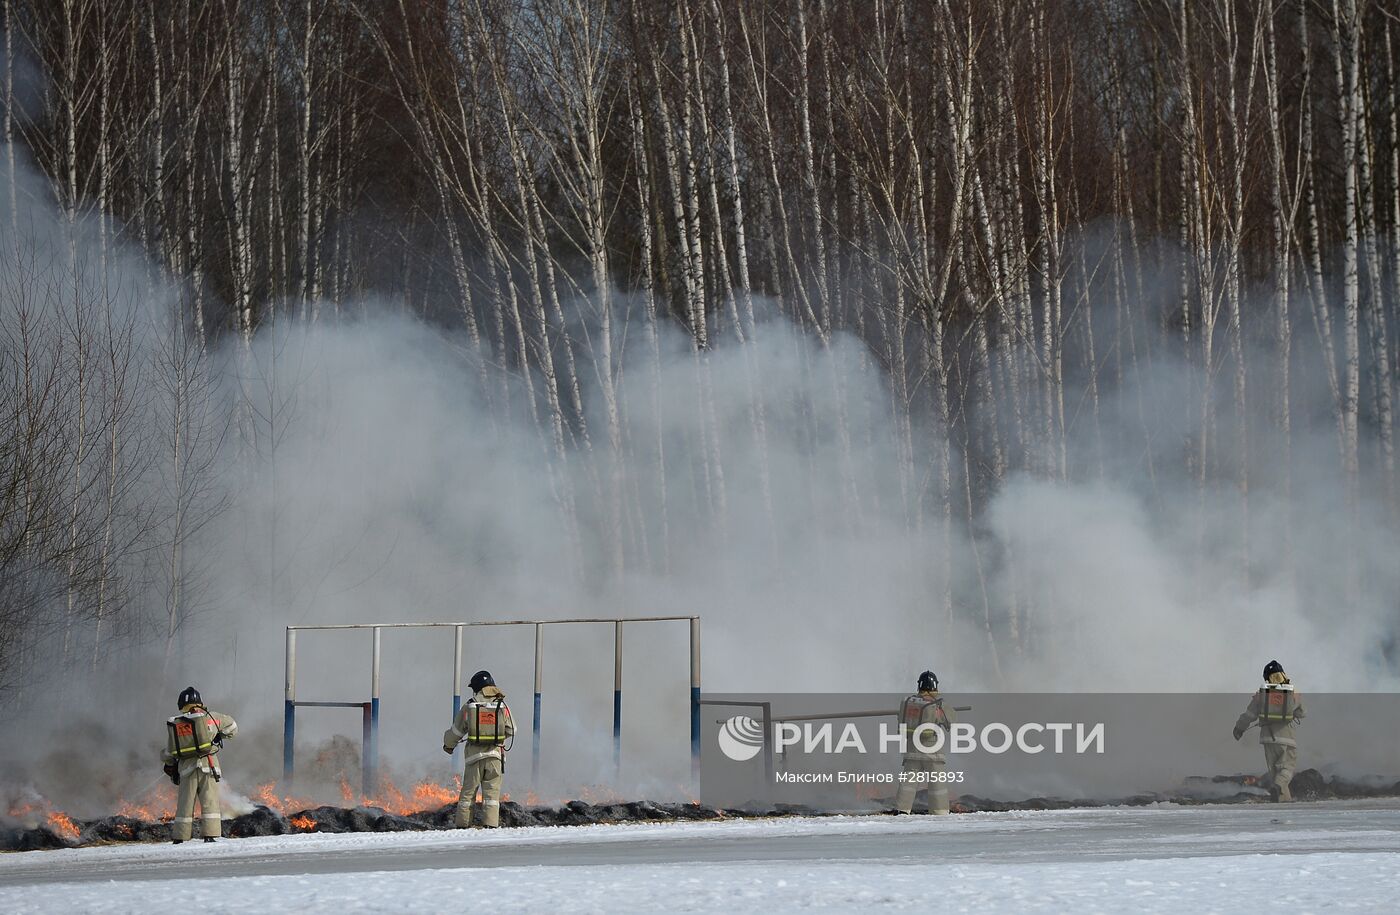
[451,693,462,768]
[613,688,622,774]
[690,686,701,780]
[369,697,381,794]
[532,691,542,784]
[283,699,295,786]
[361,703,372,798]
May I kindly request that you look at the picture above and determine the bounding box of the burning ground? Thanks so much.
[5,769,1399,853]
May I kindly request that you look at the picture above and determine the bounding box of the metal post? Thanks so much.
[532,622,542,785]
[361,703,373,798]
[369,626,381,793]
[452,625,463,769]
[283,628,297,785]
[690,617,701,783]
[613,621,623,778]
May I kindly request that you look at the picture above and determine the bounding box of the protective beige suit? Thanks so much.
[163,705,237,841]
[444,686,514,827]
[1234,673,1304,802]
[894,691,955,814]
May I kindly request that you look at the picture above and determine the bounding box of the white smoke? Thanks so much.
[2,143,1398,814]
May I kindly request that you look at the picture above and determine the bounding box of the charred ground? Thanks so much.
[5,769,1398,853]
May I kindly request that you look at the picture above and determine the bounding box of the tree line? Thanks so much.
[3,0,1399,694]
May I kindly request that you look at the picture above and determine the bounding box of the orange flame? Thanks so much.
[351,774,464,816]
[411,780,459,809]
[252,781,314,815]
[116,784,176,822]
[46,810,79,840]
[290,814,316,831]
[6,793,85,840]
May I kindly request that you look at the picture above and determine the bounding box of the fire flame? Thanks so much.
[253,781,315,814]
[45,810,79,840]
[248,775,467,818]
[411,780,459,809]
[8,770,640,846]
[116,784,176,822]
[5,792,83,841]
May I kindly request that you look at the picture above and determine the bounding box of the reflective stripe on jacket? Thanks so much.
[163,708,238,776]
[1235,684,1304,747]
[445,687,514,764]
[899,691,954,763]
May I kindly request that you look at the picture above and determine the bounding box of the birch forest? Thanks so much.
[3,0,1400,702]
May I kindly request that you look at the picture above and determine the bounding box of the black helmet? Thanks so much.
[469,670,495,692]
[177,686,203,710]
[1262,660,1285,680]
[917,671,939,692]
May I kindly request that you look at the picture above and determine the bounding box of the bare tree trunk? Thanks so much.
[1222,0,1259,575]
[1356,56,1394,508]
[1178,0,1200,484]
[1387,21,1400,512]
[630,80,670,573]
[1333,0,1362,589]
[1264,2,1296,593]
[225,37,257,348]
[3,0,16,240]
[1300,1,1342,453]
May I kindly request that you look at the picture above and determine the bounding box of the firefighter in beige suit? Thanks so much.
[444,670,514,827]
[894,671,955,815]
[1234,660,1305,802]
[162,686,238,843]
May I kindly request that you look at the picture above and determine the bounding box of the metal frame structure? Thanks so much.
[282,616,700,790]
[699,698,775,785]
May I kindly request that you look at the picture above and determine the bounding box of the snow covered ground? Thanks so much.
[3,799,1398,912]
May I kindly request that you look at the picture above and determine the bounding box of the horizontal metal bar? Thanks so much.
[286,616,696,632]
[697,699,772,708]
[292,700,372,709]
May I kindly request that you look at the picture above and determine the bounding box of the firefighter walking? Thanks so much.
[1234,660,1305,802]
[894,671,955,815]
[444,670,515,827]
[163,686,238,843]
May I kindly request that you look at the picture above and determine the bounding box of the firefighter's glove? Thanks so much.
[1232,725,1245,741]
[163,761,180,785]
